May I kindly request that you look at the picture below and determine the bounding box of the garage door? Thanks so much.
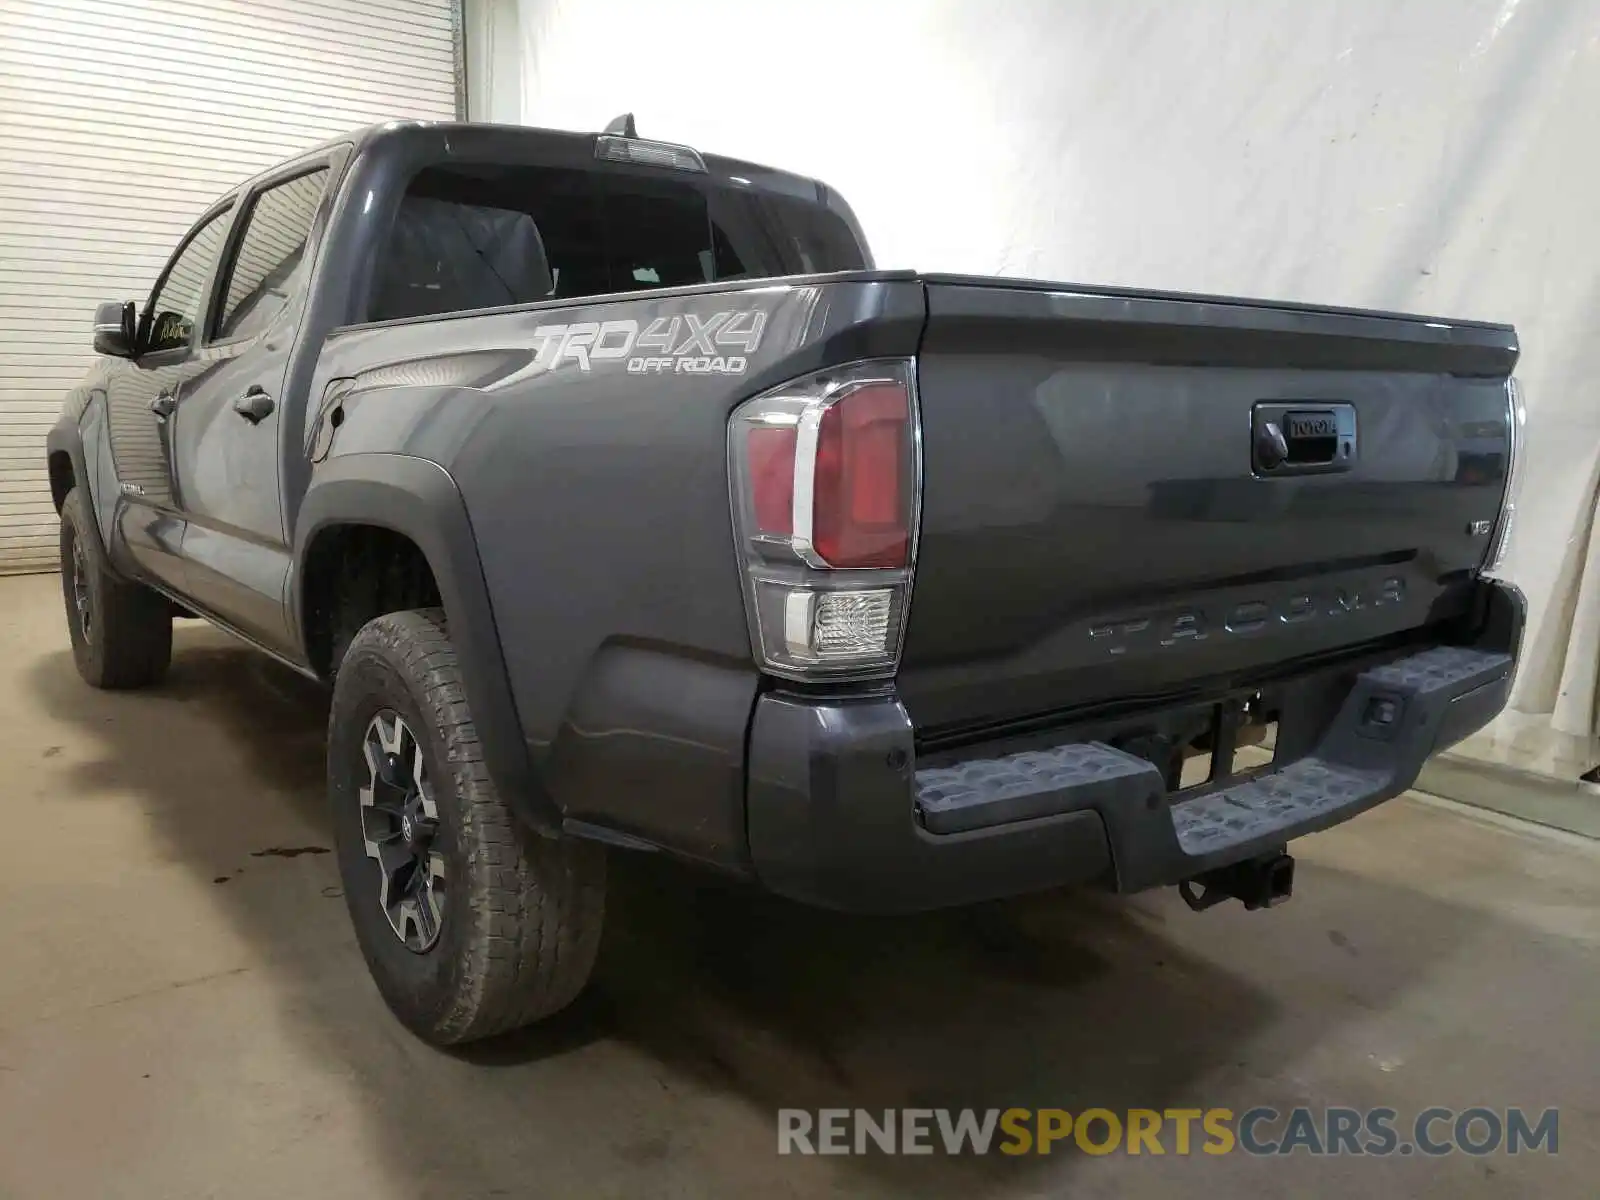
[0,0,461,572]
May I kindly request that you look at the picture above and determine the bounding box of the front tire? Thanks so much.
[58,487,172,689]
[328,608,605,1045]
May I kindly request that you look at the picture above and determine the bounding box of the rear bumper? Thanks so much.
[746,579,1523,912]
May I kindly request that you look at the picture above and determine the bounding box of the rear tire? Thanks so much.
[58,487,172,689]
[328,607,605,1045]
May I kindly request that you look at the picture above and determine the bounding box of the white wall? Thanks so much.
[503,0,1600,778]
[464,0,524,125]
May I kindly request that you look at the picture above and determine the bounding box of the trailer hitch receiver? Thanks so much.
[1179,852,1295,912]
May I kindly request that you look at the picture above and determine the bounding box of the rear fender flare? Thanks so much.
[292,453,560,833]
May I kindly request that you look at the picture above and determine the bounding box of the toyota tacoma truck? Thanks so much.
[46,118,1526,1046]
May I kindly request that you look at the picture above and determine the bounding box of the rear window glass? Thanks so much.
[366,162,866,323]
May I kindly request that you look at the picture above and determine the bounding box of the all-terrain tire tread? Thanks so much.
[341,608,604,1044]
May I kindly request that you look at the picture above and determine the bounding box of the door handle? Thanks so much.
[149,392,176,418]
[233,386,275,424]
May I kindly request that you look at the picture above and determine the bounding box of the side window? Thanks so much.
[145,206,233,353]
[214,168,330,341]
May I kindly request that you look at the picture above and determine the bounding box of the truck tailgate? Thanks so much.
[900,277,1519,739]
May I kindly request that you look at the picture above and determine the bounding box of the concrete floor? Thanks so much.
[0,572,1595,1199]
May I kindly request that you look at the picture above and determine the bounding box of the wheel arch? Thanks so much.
[45,417,113,562]
[293,453,560,833]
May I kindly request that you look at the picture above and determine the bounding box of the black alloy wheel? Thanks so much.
[359,709,448,952]
[68,534,92,642]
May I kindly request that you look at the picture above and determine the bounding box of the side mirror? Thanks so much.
[92,300,137,359]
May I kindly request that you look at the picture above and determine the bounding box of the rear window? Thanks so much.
[366,162,867,323]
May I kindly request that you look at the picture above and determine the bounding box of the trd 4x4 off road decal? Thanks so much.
[530,310,767,376]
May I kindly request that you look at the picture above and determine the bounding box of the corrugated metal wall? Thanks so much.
[0,0,460,570]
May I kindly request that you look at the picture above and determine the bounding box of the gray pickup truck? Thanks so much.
[47,118,1525,1046]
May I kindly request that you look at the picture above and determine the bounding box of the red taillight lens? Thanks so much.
[727,358,918,681]
[813,382,910,568]
[746,425,797,535]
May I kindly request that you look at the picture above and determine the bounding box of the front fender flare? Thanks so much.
[292,453,560,834]
[45,418,88,511]
[45,415,115,569]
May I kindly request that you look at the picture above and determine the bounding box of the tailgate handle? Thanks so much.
[1253,403,1356,474]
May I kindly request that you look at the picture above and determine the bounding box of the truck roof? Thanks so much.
[275,119,829,208]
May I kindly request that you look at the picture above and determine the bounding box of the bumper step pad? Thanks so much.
[1170,758,1387,854]
[917,742,1156,836]
[1363,644,1513,693]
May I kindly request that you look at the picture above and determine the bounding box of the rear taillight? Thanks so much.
[1484,377,1525,576]
[729,359,920,679]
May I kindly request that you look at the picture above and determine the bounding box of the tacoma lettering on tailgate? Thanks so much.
[1090,576,1406,657]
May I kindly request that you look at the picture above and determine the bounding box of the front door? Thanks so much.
[169,164,332,654]
[107,202,236,592]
